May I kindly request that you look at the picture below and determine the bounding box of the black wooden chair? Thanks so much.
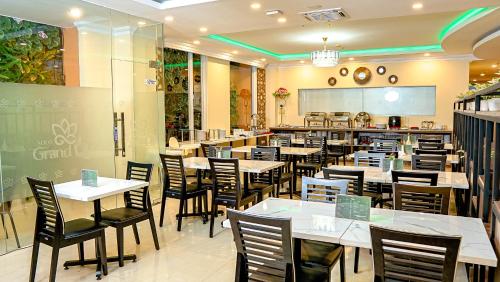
[412,154,447,171]
[393,183,451,215]
[418,137,443,143]
[415,149,448,156]
[370,225,461,282]
[258,145,293,199]
[0,201,20,248]
[249,147,277,202]
[300,176,348,281]
[392,170,439,186]
[373,139,398,152]
[296,136,324,176]
[419,142,445,150]
[27,177,108,282]
[98,162,159,267]
[354,151,387,208]
[208,158,257,238]
[159,154,209,230]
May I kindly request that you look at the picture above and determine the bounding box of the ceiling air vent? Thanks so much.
[300,8,349,22]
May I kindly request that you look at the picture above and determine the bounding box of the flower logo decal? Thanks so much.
[52,119,77,146]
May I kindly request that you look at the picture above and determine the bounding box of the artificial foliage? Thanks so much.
[0,15,64,85]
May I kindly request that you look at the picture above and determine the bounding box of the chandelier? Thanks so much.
[311,37,340,67]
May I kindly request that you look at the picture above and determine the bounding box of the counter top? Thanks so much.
[270,127,452,134]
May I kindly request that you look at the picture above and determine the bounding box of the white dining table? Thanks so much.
[54,177,149,276]
[315,165,469,189]
[222,198,497,267]
[182,157,284,173]
[346,150,459,164]
[291,139,349,146]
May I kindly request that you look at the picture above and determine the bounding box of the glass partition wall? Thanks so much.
[0,0,164,254]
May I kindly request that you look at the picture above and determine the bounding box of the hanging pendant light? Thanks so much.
[311,37,340,67]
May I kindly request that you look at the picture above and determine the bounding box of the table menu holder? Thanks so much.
[335,194,371,221]
[81,169,98,187]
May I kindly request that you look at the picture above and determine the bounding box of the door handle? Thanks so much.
[114,112,126,157]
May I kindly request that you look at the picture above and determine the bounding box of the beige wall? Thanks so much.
[266,59,469,129]
[206,57,231,130]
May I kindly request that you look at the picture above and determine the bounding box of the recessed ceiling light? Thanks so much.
[199,27,208,32]
[193,40,200,45]
[412,3,423,9]
[232,50,238,54]
[492,64,498,68]
[138,21,146,26]
[424,53,430,56]
[250,3,261,10]
[266,10,283,16]
[348,57,354,61]
[164,16,174,22]
[277,17,287,23]
[300,60,305,63]
[80,31,88,35]
[473,79,477,82]
[260,58,266,61]
[68,8,82,19]
[480,73,485,76]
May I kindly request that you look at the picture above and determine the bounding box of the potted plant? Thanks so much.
[273,87,291,101]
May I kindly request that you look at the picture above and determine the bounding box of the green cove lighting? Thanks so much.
[207,7,494,61]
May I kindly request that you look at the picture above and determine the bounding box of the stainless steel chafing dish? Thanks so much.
[327,112,351,128]
[304,112,327,127]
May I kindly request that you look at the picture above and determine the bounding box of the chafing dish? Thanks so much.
[304,112,327,127]
[327,112,351,128]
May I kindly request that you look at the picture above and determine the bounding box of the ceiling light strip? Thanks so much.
[438,7,495,40]
[207,34,280,58]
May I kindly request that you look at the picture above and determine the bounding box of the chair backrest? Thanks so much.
[27,177,65,236]
[125,161,153,211]
[412,154,446,171]
[373,139,398,152]
[209,158,242,201]
[419,136,443,142]
[304,136,324,164]
[323,168,364,196]
[393,183,451,214]
[228,209,294,282]
[419,142,445,150]
[354,151,386,168]
[250,147,277,185]
[391,170,439,186]
[257,145,282,161]
[271,134,292,147]
[301,176,349,203]
[370,225,461,282]
[415,149,447,156]
[208,146,232,158]
[159,154,186,192]
[201,143,211,157]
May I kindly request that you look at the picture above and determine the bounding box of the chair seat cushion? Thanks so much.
[64,218,106,238]
[296,264,330,282]
[296,162,321,170]
[274,172,292,182]
[301,239,343,268]
[187,178,212,187]
[248,182,273,191]
[99,207,147,223]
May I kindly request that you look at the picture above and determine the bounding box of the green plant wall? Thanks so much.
[0,15,64,85]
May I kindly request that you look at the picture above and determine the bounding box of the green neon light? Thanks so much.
[438,7,491,41]
[207,7,493,60]
[164,61,201,69]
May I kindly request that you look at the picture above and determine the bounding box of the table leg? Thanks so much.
[63,199,136,274]
[292,155,298,195]
[244,172,249,196]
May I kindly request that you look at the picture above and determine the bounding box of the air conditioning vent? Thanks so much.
[300,8,349,22]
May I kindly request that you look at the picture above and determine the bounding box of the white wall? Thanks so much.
[266,59,470,129]
[206,57,231,130]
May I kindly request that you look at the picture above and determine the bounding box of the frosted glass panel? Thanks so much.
[298,86,436,116]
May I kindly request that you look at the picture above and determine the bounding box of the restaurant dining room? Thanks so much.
[0,0,499,281]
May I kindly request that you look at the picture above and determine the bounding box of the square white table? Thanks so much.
[347,150,459,164]
[54,177,149,271]
[315,165,469,189]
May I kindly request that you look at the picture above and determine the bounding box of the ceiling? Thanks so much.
[470,59,500,83]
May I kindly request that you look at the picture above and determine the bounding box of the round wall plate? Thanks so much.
[353,67,371,85]
[328,77,337,86]
[388,74,398,84]
[376,66,386,75]
[339,67,349,76]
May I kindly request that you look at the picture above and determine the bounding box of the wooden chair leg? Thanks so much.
[132,224,140,245]
[203,193,209,223]
[7,211,20,248]
[209,201,217,238]
[98,231,108,276]
[159,195,167,227]
[148,212,160,250]
[78,242,85,265]
[116,227,124,267]
[177,197,185,232]
[340,250,346,282]
[29,239,40,282]
[49,245,60,282]
[1,214,8,239]
[354,247,360,273]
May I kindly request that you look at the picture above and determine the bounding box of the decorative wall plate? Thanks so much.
[328,77,337,86]
[388,75,398,84]
[353,67,371,85]
[339,67,349,76]
[376,66,386,75]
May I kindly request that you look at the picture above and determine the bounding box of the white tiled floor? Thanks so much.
[0,191,468,282]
